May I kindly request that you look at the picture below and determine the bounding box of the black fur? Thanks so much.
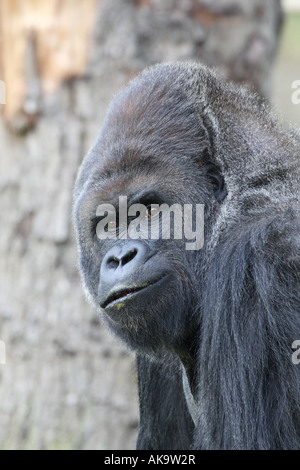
[73,63,300,449]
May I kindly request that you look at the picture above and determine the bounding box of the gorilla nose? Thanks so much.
[105,246,138,270]
[98,240,167,313]
[100,241,151,284]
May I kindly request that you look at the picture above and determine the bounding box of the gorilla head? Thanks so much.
[73,63,223,356]
[73,63,300,450]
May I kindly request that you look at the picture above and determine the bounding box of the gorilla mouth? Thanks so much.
[101,278,165,309]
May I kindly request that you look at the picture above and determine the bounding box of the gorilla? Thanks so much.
[73,62,300,450]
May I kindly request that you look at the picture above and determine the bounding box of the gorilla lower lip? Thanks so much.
[101,279,163,309]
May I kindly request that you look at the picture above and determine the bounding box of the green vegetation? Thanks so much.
[278,12,300,61]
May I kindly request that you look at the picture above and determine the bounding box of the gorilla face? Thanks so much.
[74,157,210,355]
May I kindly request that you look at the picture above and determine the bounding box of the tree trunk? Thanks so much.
[0,0,283,450]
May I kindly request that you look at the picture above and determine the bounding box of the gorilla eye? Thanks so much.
[145,206,159,218]
[205,163,227,202]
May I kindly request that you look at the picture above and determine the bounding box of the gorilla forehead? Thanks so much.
[81,150,204,216]
[94,65,208,166]
[73,64,214,210]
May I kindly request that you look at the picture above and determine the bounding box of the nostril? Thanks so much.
[121,248,138,266]
[106,256,120,270]
[104,248,139,271]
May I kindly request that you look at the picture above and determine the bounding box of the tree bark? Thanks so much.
[0,0,282,450]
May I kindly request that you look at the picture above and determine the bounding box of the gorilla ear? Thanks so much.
[205,162,227,202]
